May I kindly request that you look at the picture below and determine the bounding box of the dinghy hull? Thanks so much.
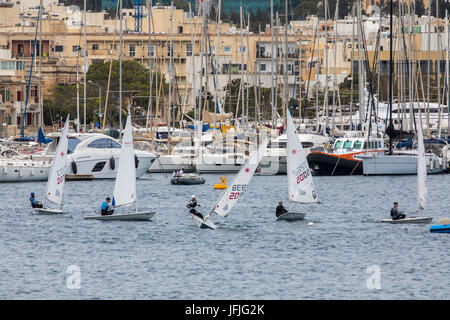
[35,207,63,215]
[380,217,433,224]
[277,212,306,221]
[84,212,155,221]
[430,224,450,233]
[191,214,217,229]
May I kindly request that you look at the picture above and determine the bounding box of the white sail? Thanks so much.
[210,137,269,217]
[112,112,136,207]
[45,114,70,206]
[417,118,427,211]
[286,110,318,203]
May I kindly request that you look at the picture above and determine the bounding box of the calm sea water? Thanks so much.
[0,173,449,299]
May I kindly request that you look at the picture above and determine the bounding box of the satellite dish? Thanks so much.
[69,5,80,12]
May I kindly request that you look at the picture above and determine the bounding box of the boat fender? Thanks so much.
[109,156,115,170]
[71,161,78,174]
[135,154,139,168]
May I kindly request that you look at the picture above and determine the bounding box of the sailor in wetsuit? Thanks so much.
[276,200,288,217]
[30,192,43,208]
[187,195,204,219]
[390,202,405,220]
[101,197,114,216]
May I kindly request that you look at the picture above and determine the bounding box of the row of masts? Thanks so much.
[26,1,450,143]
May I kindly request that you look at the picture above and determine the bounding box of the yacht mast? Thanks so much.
[38,0,43,127]
[146,0,153,134]
[323,0,329,135]
[270,0,275,128]
[83,0,87,132]
[168,1,174,153]
[388,0,394,155]
[189,3,196,122]
[119,0,123,136]
[436,0,442,138]
[283,0,288,123]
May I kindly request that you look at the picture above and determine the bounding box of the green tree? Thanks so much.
[45,60,166,129]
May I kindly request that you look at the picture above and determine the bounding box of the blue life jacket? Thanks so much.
[101,201,109,211]
[30,197,38,205]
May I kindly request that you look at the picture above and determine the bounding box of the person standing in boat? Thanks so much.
[276,200,288,217]
[187,195,203,219]
[390,202,405,220]
[101,197,114,216]
[30,192,43,208]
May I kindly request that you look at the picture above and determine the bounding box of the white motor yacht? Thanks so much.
[35,133,156,179]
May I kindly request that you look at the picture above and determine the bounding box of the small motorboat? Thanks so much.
[430,218,450,233]
[171,173,205,185]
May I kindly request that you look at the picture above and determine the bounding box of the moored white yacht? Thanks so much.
[34,133,156,179]
[258,133,330,175]
[0,157,51,182]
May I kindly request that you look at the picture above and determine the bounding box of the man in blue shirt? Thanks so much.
[101,197,114,216]
[30,192,43,208]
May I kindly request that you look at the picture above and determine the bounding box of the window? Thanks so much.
[16,61,25,70]
[1,89,10,102]
[343,141,353,149]
[239,46,246,53]
[353,141,362,149]
[334,140,343,149]
[18,44,24,56]
[87,138,121,149]
[178,26,183,34]
[55,45,63,52]
[110,43,118,50]
[68,137,81,154]
[167,44,173,57]
[73,45,80,52]
[92,44,99,50]
[129,44,136,57]
[239,64,247,71]
[92,161,106,172]
[224,46,231,53]
[259,63,266,71]
[17,90,22,102]
[31,86,38,97]
[186,43,192,56]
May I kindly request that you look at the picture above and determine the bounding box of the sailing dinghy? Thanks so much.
[35,115,70,215]
[277,109,319,221]
[84,112,155,221]
[193,137,269,229]
[381,119,432,224]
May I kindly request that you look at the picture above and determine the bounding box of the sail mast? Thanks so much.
[388,0,394,155]
[207,137,269,218]
[146,0,153,133]
[83,0,87,132]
